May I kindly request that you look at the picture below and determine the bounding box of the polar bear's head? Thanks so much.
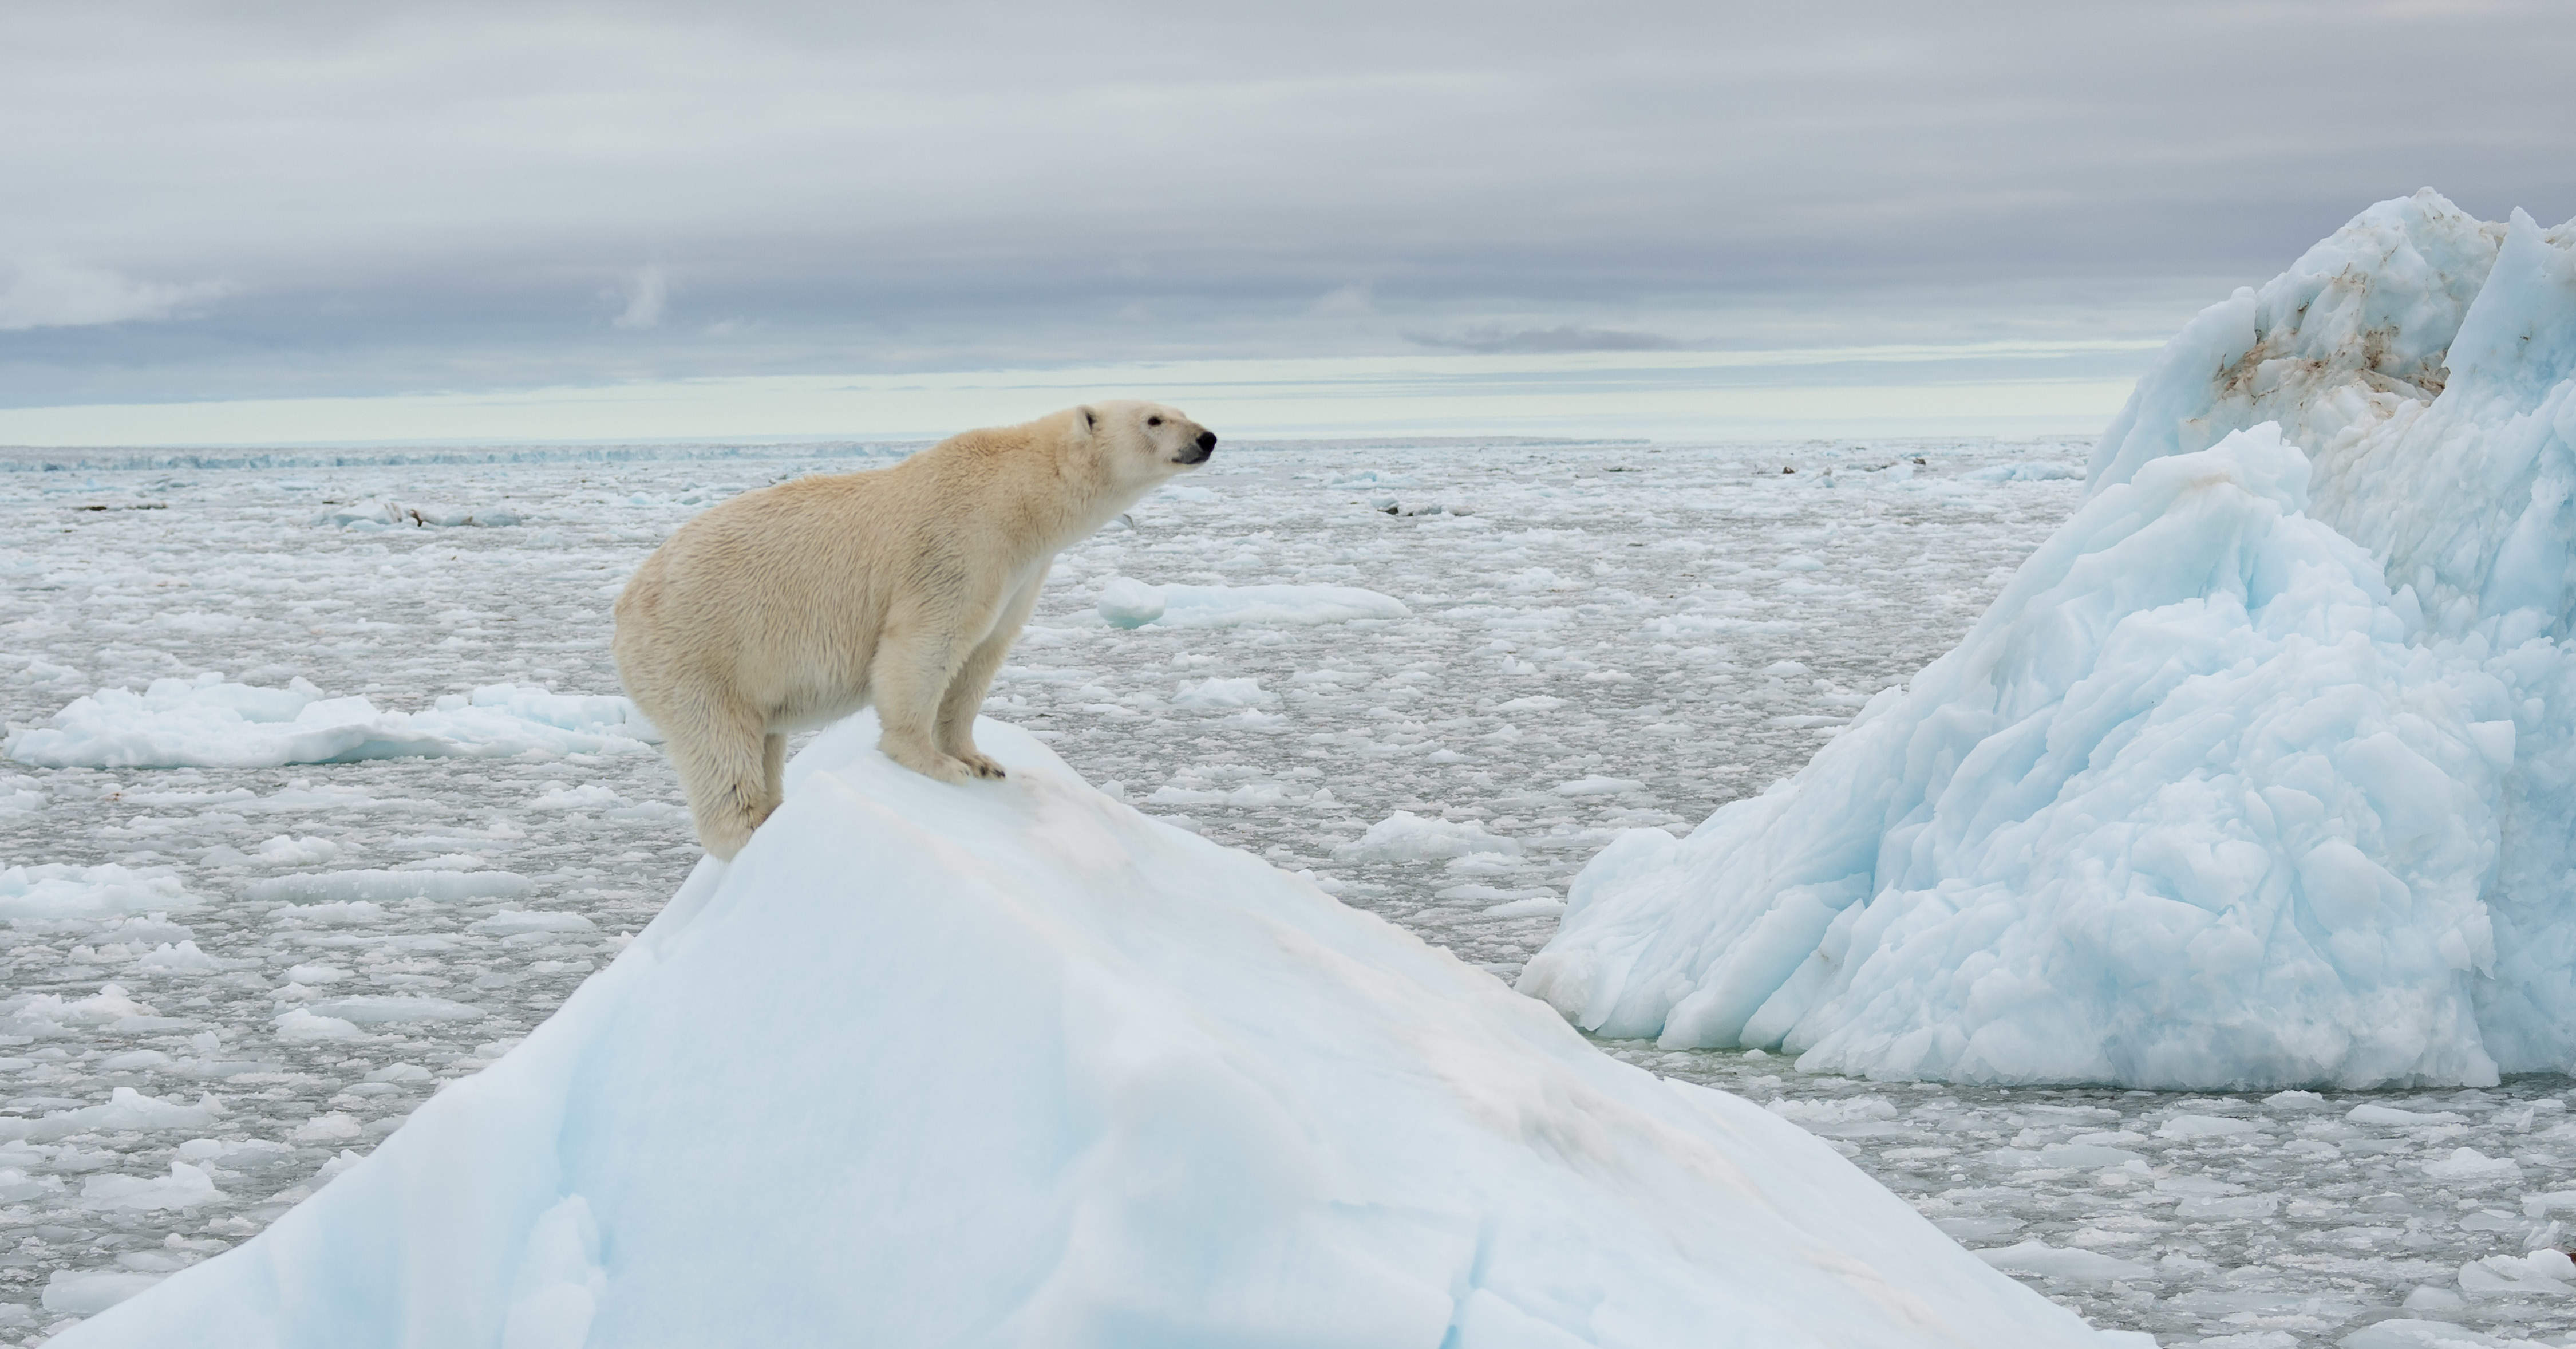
[1081,400,1217,480]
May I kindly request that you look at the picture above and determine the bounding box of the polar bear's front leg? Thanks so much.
[935,576,1044,779]
[870,621,976,784]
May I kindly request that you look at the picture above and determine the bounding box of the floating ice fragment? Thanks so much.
[2423,1148,2523,1184]
[1971,1240,2156,1284]
[1334,810,1522,862]
[470,910,598,937]
[80,1161,218,1212]
[272,1008,363,1041]
[302,996,484,1026]
[290,1113,363,1143]
[1095,579,1408,628]
[4,677,659,770]
[1552,776,1645,797]
[0,863,197,932]
[0,1088,225,1142]
[2349,1103,2470,1126]
[2456,1248,2574,1295]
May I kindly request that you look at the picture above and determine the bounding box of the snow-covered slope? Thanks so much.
[1522,190,2576,1088]
[54,714,2109,1348]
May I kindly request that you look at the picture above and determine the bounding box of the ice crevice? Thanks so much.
[1523,188,2576,1090]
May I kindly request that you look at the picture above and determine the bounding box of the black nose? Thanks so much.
[1195,431,1218,452]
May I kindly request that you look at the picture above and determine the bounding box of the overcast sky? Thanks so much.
[3,1,2571,443]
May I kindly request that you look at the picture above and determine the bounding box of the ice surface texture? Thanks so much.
[1524,191,2576,1089]
[57,714,2105,1349]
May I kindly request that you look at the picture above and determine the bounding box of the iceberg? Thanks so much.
[1522,190,2576,1088]
[58,713,2107,1347]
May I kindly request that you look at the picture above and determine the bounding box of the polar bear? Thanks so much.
[613,400,1217,858]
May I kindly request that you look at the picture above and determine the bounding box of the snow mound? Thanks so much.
[1096,577,1409,628]
[58,713,2107,1348]
[3,676,661,770]
[1524,191,2576,1088]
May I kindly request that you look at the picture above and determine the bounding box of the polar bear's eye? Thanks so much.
[1147,416,1163,426]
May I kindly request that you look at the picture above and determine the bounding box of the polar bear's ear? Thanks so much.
[1080,405,1097,432]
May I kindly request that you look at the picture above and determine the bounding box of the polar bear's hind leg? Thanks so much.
[664,703,776,860]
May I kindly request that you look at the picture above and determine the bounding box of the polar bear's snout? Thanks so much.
[1179,430,1218,465]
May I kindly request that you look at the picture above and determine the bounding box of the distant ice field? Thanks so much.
[2,438,2572,1347]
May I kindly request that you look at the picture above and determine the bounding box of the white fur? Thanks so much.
[613,400,1216,858]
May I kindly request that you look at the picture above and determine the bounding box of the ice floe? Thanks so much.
[5,676,659,769]
[57,714,2107,1348]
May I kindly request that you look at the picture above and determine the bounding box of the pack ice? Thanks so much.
[1523,190,2576,1089]
[57,715,2107,1348]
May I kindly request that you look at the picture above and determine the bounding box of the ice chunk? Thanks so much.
[132,940,226,973]
[80,1161,219,1212]
[54,713,2104,1348]
[0,863,197,932]
[469,910,598,937]
[4,676,659,770]
[1552,775,1646,797]
[2456,1249,2574,1295]
[301,996,485,1026]
[1095,576,1167,628]
[1095,578,1409,628]
[1526,192,2576,1089]
[2349,1103,2468,1127]
[0,1088,225,1142]
[1171,676,1276,711]
[272,1008,363,1042]
[1335,810,1522,862]
[1970,1240,2156,1284]
[2422,1148,2523,1185]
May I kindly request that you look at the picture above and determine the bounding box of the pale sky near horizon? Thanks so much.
[3,1,2571,445]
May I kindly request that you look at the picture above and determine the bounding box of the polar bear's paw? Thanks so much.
[880,736,978,786]
[953,750,1008,780]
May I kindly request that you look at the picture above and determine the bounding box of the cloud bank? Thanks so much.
[0,1,2567,425]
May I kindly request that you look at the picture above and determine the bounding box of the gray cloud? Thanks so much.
[1,1,2571,407]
